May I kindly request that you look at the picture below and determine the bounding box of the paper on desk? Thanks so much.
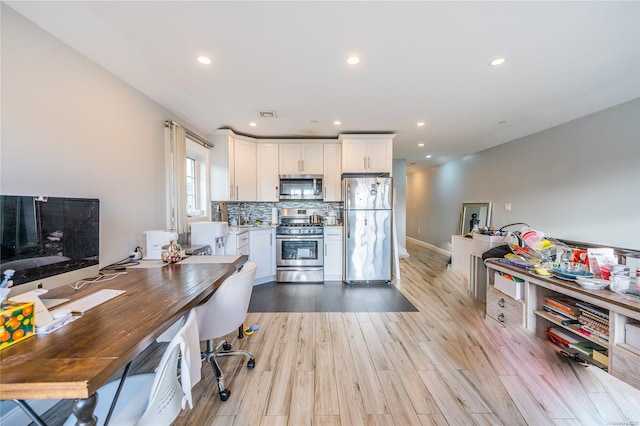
[35,315,80,334]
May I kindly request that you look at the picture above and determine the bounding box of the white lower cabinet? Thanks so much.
[249,228,276,284]
[225,228,250,256]
[324,226,343,281]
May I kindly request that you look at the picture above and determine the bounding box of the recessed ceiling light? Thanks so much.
[417,122,425,127]
[249,122,257,127]
[426,155,432,159]
[489,57,506,66]
[197,56,212,65]
[333,121,342,125]
[347,56,360,65]
[418,143,425,147]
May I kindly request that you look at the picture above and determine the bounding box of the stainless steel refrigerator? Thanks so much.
[342,176,392,283]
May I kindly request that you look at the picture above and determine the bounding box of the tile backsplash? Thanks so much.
[211,201,343,224]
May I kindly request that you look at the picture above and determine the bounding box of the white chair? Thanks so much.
[195,261,257,401]
[63,309,200,426]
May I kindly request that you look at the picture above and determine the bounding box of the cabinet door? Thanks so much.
[257,144,279,201]
[366,140,392,173]
[323,144,342,201]
[210,132,234,200]
[234,139,256,201]
[324,227,343,280]
[250,229,274,281]
[341,141,368,173]
[301,144,324,174]
[279,144,302,175]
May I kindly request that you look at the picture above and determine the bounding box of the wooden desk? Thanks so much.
[484,259,640,389]
[0,255,246,423]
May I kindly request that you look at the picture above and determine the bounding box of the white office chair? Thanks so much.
[194,261,257,401]
[63,308,201,426]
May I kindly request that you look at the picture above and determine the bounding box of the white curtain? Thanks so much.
[166,122,189,236]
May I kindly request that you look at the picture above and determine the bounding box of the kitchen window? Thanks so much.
[186,138,210,222]
[165,120,213,234]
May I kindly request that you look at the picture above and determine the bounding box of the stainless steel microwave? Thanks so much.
[279,175,323,200]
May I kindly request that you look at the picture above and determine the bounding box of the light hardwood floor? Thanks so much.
[43,240,640,425]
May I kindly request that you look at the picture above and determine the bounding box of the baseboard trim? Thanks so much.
[406,237,451,256]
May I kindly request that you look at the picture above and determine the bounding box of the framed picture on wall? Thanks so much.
[459,202,492,235]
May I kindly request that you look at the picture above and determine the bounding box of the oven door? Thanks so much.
[276,235,324,267]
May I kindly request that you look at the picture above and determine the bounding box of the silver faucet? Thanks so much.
[239,203,251,225]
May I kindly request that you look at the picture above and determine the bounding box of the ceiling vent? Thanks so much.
[257,110,277,118]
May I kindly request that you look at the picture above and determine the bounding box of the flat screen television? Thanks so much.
[0,195,99,293]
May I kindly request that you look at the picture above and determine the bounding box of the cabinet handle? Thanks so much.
[301,159,304,172]
[498,298,505,308]
[364,156,367,169]
[236,186,239,201]
[368,156,371,169]
[498,313,505,323]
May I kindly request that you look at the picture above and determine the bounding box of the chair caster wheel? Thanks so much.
[223,343,232,351]
[219,389,231,401]
[247,359,255,369]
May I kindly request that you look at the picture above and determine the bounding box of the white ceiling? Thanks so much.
[6,1,640,173]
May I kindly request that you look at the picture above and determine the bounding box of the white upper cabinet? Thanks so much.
[340,134,395,175]
[210,130,256,201]
[279,143,324,175]
[323,143,342,201]
[210,130,235,201]
[257,143,279,201]
[233,138,257,201]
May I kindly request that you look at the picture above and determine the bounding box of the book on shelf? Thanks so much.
[544,304,577,320]
[575,301,609,320]
[546,327,588,348]
[542,303,578,320]
[544,297,580,317]
[569,341,606,357]
[579,315,609,332]
[580,310,609,326]
[578,325,609,342]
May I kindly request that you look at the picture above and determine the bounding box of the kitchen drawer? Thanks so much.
[612,345,640,388]
[238,233,250,246]
[494,272,524,300]
[486,286,524,327]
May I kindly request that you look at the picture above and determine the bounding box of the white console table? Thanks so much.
[451,235,473,282]
[451,235,489,302]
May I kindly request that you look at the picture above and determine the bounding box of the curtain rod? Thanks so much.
[165,120,214,148]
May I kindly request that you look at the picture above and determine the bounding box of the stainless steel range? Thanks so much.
[276,208,324,283]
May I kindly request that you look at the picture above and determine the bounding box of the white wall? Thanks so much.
[407,98,640,250]
[1,5,192,267]
[392,159,407,248]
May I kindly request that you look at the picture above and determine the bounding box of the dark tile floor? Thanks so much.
[248,280,418,313]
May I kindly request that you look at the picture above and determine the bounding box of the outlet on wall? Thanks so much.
[504,203,512,212]
[418,228,421,234]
